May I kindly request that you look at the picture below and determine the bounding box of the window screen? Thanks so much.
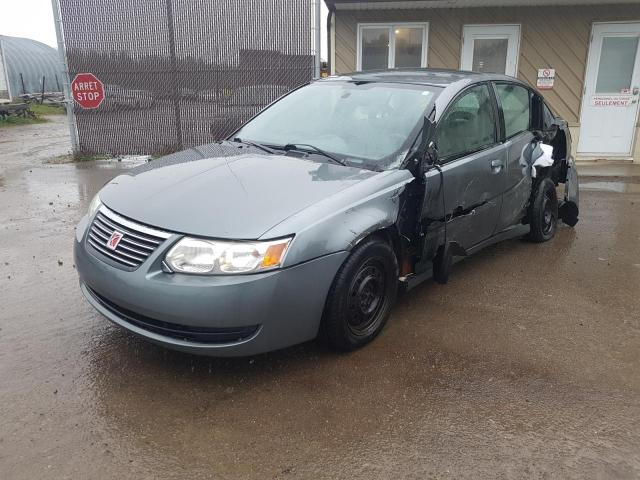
[436,84,497,160]
[495,84,531,138]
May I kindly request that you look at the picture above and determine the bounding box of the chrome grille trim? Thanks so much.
[97,206,171,239]
[94,214,163,245]
[87,206,171,269]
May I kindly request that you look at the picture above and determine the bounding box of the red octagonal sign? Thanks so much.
[71,73,105,109]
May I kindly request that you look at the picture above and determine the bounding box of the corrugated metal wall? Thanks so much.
[0,42,8,100]
[0,36,63,100]
[334,4,640,125]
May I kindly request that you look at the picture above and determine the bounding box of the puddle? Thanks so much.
[73,155,150,171]
[580,181,640,194]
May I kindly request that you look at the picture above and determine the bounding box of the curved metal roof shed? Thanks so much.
[0,35,62,100]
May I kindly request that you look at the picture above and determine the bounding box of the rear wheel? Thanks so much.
[528,177,558,243]
[321,237,398,351]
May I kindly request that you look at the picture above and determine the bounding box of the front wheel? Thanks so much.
[528,177,558,243]
[320,237,398,351]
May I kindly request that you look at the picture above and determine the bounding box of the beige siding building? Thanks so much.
[325,0,640,162]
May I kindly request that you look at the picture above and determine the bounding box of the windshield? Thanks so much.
[234,81,441,170]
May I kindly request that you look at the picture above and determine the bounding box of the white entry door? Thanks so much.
[461,25,520,77]
[578,23,640,157]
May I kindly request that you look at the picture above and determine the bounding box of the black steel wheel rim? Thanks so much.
[542,191,555,235]
[347,259,387,337]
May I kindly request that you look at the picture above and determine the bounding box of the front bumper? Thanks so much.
[74,214,348,356]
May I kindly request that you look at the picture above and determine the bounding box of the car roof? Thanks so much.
[321,68,521,88]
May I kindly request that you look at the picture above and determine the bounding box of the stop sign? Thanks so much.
[71,73,105,109]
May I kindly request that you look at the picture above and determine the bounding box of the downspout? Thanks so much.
[314,0,322,79]
[326,2,336,75]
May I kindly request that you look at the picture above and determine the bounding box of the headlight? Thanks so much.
[87,194,102,218]
[165,236,293,274]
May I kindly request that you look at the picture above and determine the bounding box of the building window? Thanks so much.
[357,23,429,71]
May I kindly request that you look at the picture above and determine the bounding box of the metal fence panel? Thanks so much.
[58,0,314,155]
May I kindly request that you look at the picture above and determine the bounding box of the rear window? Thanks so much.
[495,83,531,138]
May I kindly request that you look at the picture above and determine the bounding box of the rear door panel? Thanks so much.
[496,130,534,231]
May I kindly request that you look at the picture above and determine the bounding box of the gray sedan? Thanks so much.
[74,69,579,356]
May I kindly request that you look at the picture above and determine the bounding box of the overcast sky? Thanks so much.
[0,0,329,60]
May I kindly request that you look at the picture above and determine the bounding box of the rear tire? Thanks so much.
[528,177,558,243]
[321,237,398,351]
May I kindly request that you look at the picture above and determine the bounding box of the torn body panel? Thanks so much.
[421,143,506,252]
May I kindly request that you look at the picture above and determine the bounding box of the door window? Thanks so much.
[472,39,509,74]
[495,83,531,138]
[436,84,497,160]
[461,25,521,77]
[595,36,639,93]
[358,23,428,71]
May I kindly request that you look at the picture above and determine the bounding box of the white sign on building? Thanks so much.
[537,68,555,90]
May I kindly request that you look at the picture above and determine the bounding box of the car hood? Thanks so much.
[99,154,380,239]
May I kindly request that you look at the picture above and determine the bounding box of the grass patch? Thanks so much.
[0,115,49,128]
[30,103,66,116]
[0,102,64,128]
[47,152,112,164]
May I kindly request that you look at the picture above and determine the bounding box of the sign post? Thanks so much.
[71,73,105,109]
[51,0,79,152]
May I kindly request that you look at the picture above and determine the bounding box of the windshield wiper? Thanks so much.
[283,143,346,166]
[231,137,276,155]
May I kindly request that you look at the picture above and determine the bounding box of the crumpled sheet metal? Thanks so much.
[519,141,555,178]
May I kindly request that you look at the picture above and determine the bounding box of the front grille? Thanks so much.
[86,286,260,344]
[87,207,171,269]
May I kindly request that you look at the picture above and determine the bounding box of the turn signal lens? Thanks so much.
[261,242,289,268]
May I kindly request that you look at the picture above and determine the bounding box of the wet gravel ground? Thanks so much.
[1,117,639,479]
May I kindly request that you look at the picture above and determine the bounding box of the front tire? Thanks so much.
[528,177,558,243]
[321,237,398,351]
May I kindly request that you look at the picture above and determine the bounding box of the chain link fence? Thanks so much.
[58,0,314,155]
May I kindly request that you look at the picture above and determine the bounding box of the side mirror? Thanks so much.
[404,109,437,174]
[423,141,438,169]
[420,114,437,167]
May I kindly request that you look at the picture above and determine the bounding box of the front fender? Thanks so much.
[262,170,415,267]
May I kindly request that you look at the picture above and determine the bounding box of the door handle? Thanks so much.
[490,159,503,173]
